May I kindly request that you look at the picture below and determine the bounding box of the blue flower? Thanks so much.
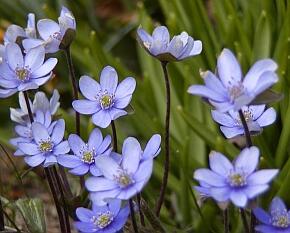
[73,66,136,128]
[194,147,278,207]
[254,197,290,232]
[85,135,161,205]
[23,6,76,53]
[17,119,69,167]
[10,110,57,156]
[0,43,57,98]
[75,199,129,233]
[188,49,278,112]
[4,13,36,44]
[10,90,60,125]
[58,128,114,176]
[137,26,202,62]
[211,105,276,138]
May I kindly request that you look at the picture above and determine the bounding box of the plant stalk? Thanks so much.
[240,209,250,233]
[64,47,80,136]
[129,199,139,233]
[111,120,118,152]
[155,61,171,217]
[23,91,70,233]
[239,110,256,232]
[224,209,229,233]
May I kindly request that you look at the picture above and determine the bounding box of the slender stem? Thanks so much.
[223,209,229,233]
[64,47,80,136]
[111,121,118,152]
[52,167,71,233]
[239,110,256,232]
[155,61,171,217]
[238,110,253,147]
[45,168,68,233]
[2,210,21,232]
[23,91,70,233]
[240,209,250,233]
[129,199,139,233]
[23,91,33,124]
[137,194,145,226]
[58,166,73,198]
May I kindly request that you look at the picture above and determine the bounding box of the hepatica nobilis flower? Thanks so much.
[10,110,57,156]
[254,197,290,232]
[86,135,161,205]
[75,199,129,233]
[58,128,113,176]
[194,147,278,207]
[4,13,36,44]
[10,90,60,125]
[188,48,278,112]
[212,105,276,139]
[17,119,69,167]
[137,26,202,62]
[23,6,76,53]
[73,66,136,128]
[0,43,57,98]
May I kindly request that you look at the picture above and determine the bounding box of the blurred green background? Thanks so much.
[0,0,289,232]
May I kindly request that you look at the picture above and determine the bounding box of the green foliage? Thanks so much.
[15,199,46,233]
[0,0,289,232]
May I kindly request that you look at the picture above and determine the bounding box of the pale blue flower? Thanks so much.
[194,147,278,207]
[188,49,278,112]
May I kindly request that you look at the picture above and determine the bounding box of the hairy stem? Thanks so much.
[240,209,250,233]
[23,91,70,233]
[64,47,80,136]
[155,61,171,217]
[0,169,4,231]
[239,110,256,232]
[129,199,139,233]
[111,120,118,152]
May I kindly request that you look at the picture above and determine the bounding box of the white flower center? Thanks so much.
[227,171,247,187]
[92,211,113,229]
[97,91,114,109]
[52,32,62,41]
[114,170,134,187]
[271,209,290,228]
[15,66,31,81]
[236,109,253,126]
[227,78,245,102]
[82,150,94,164]
[39,139,54,152]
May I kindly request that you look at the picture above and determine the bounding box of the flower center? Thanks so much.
[52,31,62,40]
[39,139,53,152]
[114,170,134,187]
[228,172,247,187]
[98,91,114,109]
[92,211,113,229]
[271,210,290,228]
[82,151,94,164]
[15,67,31,81]
[227,78,244,101]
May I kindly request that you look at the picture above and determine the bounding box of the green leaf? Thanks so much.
[16,198,46,233]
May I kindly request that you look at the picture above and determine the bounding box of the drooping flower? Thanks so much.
[4,13,36,44]
[58,128,114,176]
[72,66,136,128]
[188,48,278,112]
[0,43,57,98]
[10,90,60,125]
[137,26,202,62]
[23,6,76,53]
[211,105,276,138]
[194,147,278,207]
[10,110,57,156]
[75,199,129,233]
[254,197,290,232]
[17,119,69,167]
[85,135,161,205]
